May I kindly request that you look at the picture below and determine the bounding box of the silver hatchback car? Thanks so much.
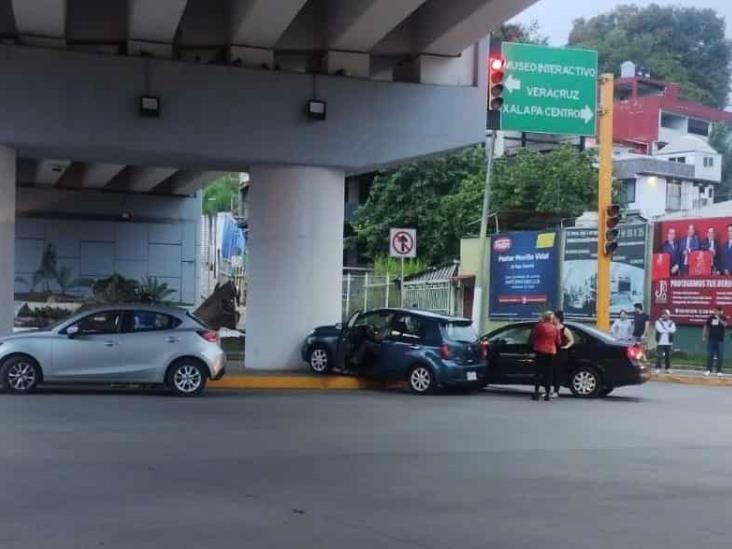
[0,304,226,396]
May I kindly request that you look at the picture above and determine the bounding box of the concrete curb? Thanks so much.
[648,372,732,387]
[211,374,385,391]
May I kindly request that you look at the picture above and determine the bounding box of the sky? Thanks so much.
[511,0,732,46]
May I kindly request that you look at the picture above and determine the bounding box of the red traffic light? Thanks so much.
[488,55,506,111]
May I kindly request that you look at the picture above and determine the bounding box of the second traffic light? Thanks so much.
[488,56,505,110]
[604,204,621,255]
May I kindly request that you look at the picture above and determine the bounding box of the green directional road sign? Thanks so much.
[498,42,598,136]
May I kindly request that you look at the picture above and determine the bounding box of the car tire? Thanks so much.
[600,386,615,397]
[407,364,436,395]
[166,359,207,397]
[1,355,42,394]
[569,365,602,398]
[307,345,332,374]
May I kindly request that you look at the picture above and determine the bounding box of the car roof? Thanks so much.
[485,320,617,342]
[365,308,471,323]
[72,303,189,317]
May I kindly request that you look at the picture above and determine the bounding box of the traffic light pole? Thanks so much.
[596,73,614,331]
[474,129,496,333]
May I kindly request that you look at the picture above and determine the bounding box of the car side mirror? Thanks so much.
[67,325,80,338]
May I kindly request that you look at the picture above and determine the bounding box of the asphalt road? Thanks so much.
[2,382,732,549]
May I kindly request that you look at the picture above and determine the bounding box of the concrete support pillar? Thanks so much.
[0,145,16,335]
[246,165,344,370]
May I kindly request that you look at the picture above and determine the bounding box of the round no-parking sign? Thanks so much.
[389,228,417,259]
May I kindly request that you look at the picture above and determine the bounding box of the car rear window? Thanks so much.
[186,312,211,329]
[442,322,477,343]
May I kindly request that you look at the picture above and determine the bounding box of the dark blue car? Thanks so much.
[301,308,487,394]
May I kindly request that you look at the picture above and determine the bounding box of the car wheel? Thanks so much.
[408,364,436,395]
[569,366,602,398]
[600,386,615,397]
[167,360,207,397]
[308,345,332,374]
[1,356,41,394]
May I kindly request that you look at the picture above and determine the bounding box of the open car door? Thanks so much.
[335,310,361,371]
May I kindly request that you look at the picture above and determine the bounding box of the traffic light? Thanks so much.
[604,204,621,255]
[488,56,505,110]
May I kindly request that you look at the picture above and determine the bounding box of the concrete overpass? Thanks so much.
[0,0,536,369]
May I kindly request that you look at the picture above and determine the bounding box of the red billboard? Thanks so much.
[652,217,732,324]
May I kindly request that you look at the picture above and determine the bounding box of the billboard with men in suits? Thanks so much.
[652,217,732,324]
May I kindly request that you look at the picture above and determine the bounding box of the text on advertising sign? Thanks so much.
[499,42,598,136]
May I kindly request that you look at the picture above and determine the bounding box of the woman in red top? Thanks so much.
[531,311,561,401]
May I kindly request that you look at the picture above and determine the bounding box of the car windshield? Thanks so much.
[442,322,478,343]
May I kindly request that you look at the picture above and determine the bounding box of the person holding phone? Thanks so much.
[703,306,727,377]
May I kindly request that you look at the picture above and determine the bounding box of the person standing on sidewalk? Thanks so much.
[530,311,561,402]
[632,303,650,347]
[611,310,634,342]
[654,310,676,373]
[703,306,727,377]
[551,310,574,399]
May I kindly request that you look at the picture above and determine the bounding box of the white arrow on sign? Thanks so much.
[581,105,594,124]
[504,74,521,93]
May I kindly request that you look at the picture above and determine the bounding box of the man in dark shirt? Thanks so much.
[703,306,727,376]
[632,303,649,346]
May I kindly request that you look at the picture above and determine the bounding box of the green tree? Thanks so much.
[568,5,731,108]
[354,147,485,266]
[354,145,596,265]
[492,146,597,216]
[494,21,547,45]
[710,123,732,202]
[203,173,240,216]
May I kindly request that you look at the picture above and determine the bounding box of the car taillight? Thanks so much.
[439,344,451,359]
[197,330,219,343]
[626,345,643,361]
[480,340,490,360]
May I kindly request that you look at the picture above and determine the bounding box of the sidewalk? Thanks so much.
[649,367,732,387]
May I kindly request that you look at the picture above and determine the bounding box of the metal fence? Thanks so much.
[342,273,400,320]
[342,272,461,320]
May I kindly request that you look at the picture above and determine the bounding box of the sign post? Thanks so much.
[478,39,599,330]
[494,42,599,136]
[390,228,417,308]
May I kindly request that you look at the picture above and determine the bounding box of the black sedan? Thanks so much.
[481,321,649,398]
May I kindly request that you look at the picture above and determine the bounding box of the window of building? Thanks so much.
[704,157,715,168]
[666,181,682,211]
[618,179,636,204]
[661,112,685,130]
[688,118,710,136]
[668,156,686,164]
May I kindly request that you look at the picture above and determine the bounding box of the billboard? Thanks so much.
[489,230,560,319]
[563,224,648,320]
[651,217,732,325]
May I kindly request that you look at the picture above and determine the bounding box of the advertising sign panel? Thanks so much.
[562,224,648,320]
[651,217,732,324]
[489,230,560,319]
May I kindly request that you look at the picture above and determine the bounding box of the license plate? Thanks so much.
[466,371,477,381]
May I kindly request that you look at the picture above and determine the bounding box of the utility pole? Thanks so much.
[596,73,614,331]
[473,129,496,333]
